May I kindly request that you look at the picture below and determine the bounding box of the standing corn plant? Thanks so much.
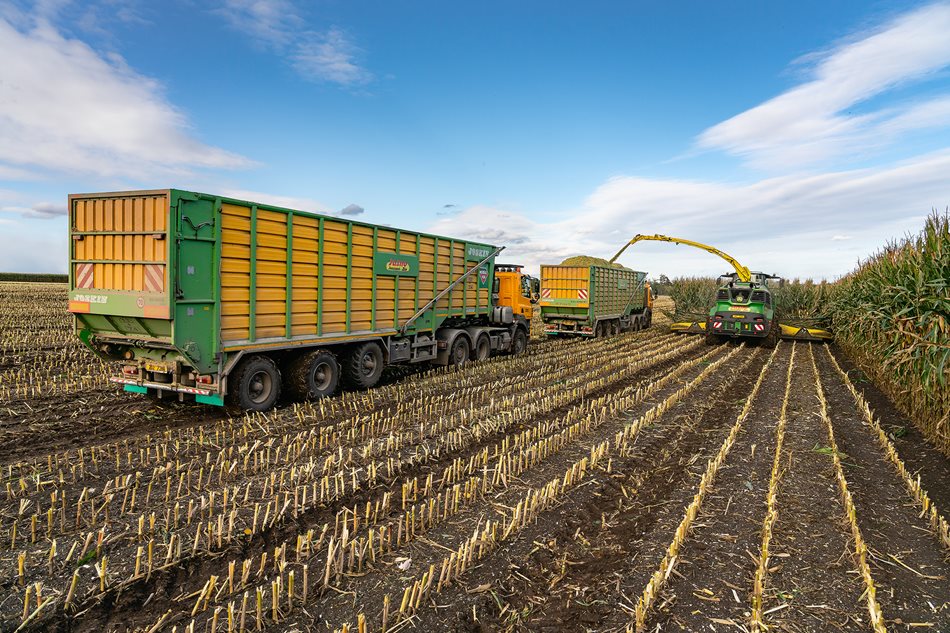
[829,211,950,454]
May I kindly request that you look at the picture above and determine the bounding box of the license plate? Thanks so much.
[146,363,169,373]
[731,306,751,312]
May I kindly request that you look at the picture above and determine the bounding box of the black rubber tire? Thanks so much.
[644,309,652,329]
[227,355,281,412]
[342,342,384,390]
[287,349,339,401]
[612,320,621,335]
[510,328,528,355]
[473,335,491,361]
[762,318,779,349]
[450,336,470,367]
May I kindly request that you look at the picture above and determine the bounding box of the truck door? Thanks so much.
[174,195,218,373]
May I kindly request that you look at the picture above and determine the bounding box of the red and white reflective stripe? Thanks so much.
[75,263,94,289]
[754,324,765,331]
[144,264,164,293]
[540,288,551,299]
[578,288,588,300]
[713,321,722,329]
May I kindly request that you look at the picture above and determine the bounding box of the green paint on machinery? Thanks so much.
[67,189,534,410]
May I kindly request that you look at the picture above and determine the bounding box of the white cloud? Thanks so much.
[219,1,371,86]
[699,3,950,169]
[339,203,364,216]
[1,201,65,218]
[292,27,372,86]
[0,15,253,180]
[217,0,301,44]
[430,151,949,280]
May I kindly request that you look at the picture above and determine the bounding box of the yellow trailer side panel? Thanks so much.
[218,196,494,345]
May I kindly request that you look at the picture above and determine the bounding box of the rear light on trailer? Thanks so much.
[196,375,214,385]
[581,326,593,333]
[122,365,138,375]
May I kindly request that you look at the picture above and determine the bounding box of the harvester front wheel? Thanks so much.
[288,349,339,400]
[343,342,384,390]
[704,323,722,346]
[763,319,779,349]
[228,355,282,412]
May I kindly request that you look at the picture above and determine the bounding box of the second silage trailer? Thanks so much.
[539,264,652,337]
[68,189,535,410]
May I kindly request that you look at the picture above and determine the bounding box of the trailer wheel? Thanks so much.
[611,320,621,336]
[473,335,491,361]
[228,355,281,411]
[450,337,470,367]
[288,349,339,400]
[510,328,528,355]
[342,342,384,390]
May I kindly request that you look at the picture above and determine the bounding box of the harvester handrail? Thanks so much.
[609,233,752,282]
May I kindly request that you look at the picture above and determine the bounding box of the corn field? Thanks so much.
[1,278,948,631]
[829,211,950,455]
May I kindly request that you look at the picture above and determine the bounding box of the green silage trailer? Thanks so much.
[68,189,534,410]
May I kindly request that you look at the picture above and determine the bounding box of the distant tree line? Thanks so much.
[0,272,68,283]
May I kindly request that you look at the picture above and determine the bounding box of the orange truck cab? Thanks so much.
[494,264,539,321]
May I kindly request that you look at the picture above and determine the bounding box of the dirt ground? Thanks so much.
[1,283,948,633]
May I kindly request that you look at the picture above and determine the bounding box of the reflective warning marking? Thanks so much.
[76,263,94,289]
[578,288,588,300]
[144,264,164,293]
[540,288,551,299]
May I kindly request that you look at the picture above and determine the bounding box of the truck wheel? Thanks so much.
[342,342,384,390]
[228,355,281,411]
[288,349,339,400]
[450,337,470,367]
[510,328,528,355]
[611,321,621,336]
[473,335,491,361]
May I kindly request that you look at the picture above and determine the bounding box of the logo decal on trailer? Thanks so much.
[478,267,488,284]
[578,289,588,300]
[385,258,411,273]
[75,262,94,289]
[144,264,165,293]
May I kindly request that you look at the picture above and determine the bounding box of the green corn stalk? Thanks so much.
[828,211,950,455]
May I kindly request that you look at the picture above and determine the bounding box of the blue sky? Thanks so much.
[2,0,949,278]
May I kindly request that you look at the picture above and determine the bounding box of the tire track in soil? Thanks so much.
[763,351,866,633]
[377,345,768,633]
[826,346,950,514]
[815,348,950,629]
[47,335,692,633]
[644,342,794,631]
[288,343,739,632]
